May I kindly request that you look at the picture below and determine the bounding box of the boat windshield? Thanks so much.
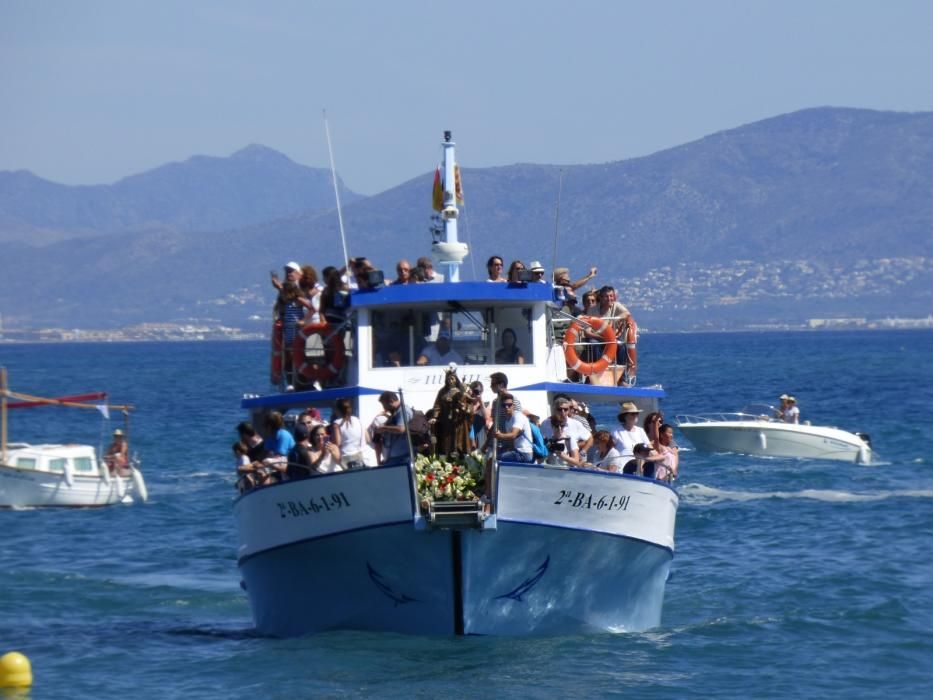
[370,304,533,368]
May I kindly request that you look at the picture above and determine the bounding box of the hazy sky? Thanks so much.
[2,0,931,195]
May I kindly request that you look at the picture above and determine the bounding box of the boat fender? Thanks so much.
[63,460,75,488]
[758,431,767,451]
[131,468,149,503]
[98,459,112,485]
[563,316,618,376]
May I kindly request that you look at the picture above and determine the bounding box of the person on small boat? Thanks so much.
[487,393,534,463]
[775,394,791,421]
[612,402,650,458]
[486,255,506,282]
[783,396,800,424]
[105,429,129,473]
[539,398,586,468]
[586,430,625,472]
[416,330,464,366]
[495,328,525,364]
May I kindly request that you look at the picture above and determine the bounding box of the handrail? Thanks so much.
[675,412,776,424]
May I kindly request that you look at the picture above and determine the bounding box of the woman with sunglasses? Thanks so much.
[486,255,506,282]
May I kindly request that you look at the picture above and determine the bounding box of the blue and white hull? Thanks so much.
[235,463,677,636]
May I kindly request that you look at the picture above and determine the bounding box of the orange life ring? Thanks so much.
[270,320,284,385]
[563,315,617,375]
[292,322,346,384]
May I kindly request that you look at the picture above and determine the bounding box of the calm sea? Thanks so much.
[1,330,931,699]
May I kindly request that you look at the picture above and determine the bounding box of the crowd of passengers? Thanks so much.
[234,371,678,494]
[272,253,638,387]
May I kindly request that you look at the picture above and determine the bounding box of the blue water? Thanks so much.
[2,330,931,698]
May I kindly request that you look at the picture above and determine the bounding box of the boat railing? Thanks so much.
[675,412,776,425]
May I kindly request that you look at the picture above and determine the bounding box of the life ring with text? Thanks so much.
[293,322,346,384]
[270,319,285,385]
[563,315,617,375]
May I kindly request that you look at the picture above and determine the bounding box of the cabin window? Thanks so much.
[74,457,94,473]
[369,304,535,367]
[491,307,533,365]
[48,458,67,473]
[16,457,37,470]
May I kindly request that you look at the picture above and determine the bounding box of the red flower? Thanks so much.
[426,473,434,481]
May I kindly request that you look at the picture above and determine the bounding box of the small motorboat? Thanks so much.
[675,403,872,464]
[0,369,148,508]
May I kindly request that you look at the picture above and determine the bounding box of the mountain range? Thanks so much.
[1,107,930,332]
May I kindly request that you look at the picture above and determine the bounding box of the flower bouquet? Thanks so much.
[414,450,485,512]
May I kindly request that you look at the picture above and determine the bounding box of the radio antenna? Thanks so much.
[323,110,350,269]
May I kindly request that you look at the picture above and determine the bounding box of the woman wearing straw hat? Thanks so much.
[105,429,129,473]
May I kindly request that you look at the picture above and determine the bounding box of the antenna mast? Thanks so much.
[323,110,350,270]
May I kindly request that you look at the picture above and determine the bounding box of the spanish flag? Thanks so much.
[432,166,443,211]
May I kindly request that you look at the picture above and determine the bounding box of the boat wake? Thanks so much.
[678,482,933,506]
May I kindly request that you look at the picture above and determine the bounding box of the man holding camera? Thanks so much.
[539,398,586,468]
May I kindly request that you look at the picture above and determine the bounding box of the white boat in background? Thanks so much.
[675,403,872,464]
[233,131,678,637]
[0,370,148,508]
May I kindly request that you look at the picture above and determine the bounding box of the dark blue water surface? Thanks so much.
[1,330,931,699]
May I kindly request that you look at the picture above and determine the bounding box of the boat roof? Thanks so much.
[350,281,557,308]
[242,382,664,411]
[4,443,97,458]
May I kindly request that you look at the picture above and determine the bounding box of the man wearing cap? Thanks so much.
[105,428,129,473]
[528,261,547,283]
[416,330,464,366]
[611,402,651,457]
[783,396,800,424]
[775,394,790,421]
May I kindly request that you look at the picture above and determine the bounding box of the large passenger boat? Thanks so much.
[233,132,678,636]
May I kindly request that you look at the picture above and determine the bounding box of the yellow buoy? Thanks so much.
[0,651,32,688]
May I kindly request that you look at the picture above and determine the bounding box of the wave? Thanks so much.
[678,482,933,505]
